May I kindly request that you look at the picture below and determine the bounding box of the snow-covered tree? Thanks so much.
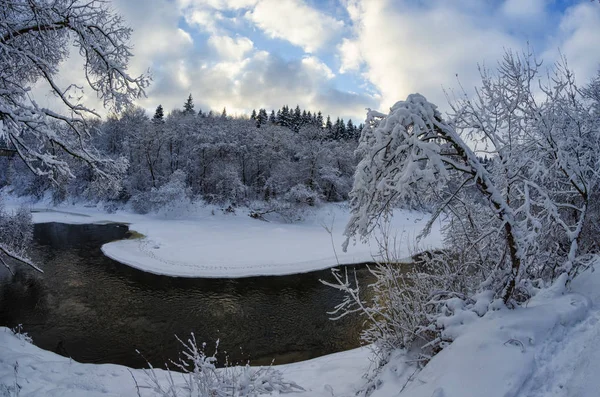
[256,108,268,127]
[0,0,148,182]
[0,0,148,272]
[153,105,165,124]
[337,50,600,364]
[183,94,195,115]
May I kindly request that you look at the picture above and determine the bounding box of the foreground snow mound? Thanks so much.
[372,268,600,397]
[0,327,372,397]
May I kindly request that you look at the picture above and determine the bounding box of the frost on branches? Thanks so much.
[338,50,600,365]
[0,0,149,184]
[138,333,304,397]
[0,0,148,272]
[0,199,41,274]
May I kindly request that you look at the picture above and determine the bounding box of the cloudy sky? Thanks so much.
[50,0,600,123]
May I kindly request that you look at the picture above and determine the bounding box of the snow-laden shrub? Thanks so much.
[131,170,192,215]
[247,199,315,223]
[283,184,320,206]
[138,333,304,397]
[213,166,247,205]
[0,199,38,274]
[9,324,32,345]
[0,198,40,274]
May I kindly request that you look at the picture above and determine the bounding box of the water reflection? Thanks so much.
[0,223,374,368]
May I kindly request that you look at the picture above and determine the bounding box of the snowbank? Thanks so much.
[371,265,600,397]
[0,327,372,397]
[5,196,442,278]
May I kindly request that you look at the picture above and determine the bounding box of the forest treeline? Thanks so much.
[0,95,364,214]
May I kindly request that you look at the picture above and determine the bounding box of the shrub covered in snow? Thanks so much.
[138,333,303,397]
[0,199,39,274]
[131,170,192,215]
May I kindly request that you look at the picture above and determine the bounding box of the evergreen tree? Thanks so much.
[316,111,324,128]
[183,94,195,115]
[198,109,205,117]
[280,106,291,127]
[293,105,302,131]
[332,117,341,140]
[250,109,257,120]
[221,107,228,119]
[269,110,277,124]
[152,104,165,124]
[325,115,333,134]
[346,119,355,140]
[257,108,268,127]
[339,118,346,140]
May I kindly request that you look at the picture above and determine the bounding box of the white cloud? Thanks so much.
[301,56,335,79]
[338,38,362,73]
[339,1,522,111]
[547,2,600,83]
[208,35,254,61]
[245,0,344,53]
[39,0,600,127]
[180,51,373,120]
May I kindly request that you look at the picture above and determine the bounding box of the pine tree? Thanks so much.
[153,104,165,124]
[183,94,195,115]
[316,111,324,127]
[346,119,355,140]
[221,107,228,119]
[269,110,277,124]
[256,108,268,127]
[293,105,302,132]
[280,106,290,127]
[339,118,346,140]
[332,117,341,140]
[325,115,332,134]
[250,109,257,120]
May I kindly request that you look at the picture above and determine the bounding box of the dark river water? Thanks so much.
[0,222,375,369]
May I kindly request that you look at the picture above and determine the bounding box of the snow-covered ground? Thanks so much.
[367,266,600,397]
[0,327,373,397]
[2,264,599,396]
[3,195,442,278]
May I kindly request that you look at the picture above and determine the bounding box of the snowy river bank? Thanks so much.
[14,200,441,278]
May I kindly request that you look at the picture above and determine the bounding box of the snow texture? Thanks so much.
[370,264,600,397]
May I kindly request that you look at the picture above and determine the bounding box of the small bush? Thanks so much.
[137,333,304,397]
